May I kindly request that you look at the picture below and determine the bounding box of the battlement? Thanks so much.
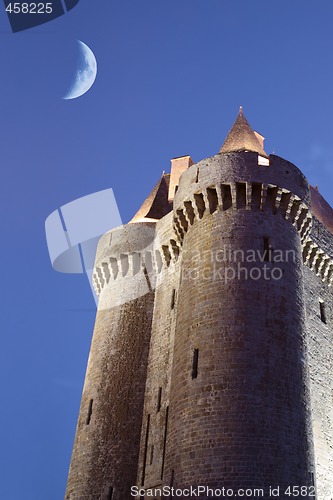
[93,151,333,302]
[174,182,311,245]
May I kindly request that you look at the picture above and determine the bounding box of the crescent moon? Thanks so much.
[63,41,97,100]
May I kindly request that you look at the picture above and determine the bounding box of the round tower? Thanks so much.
[65,222,156,500]
[164,110,314,497]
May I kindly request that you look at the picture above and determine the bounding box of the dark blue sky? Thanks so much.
[1,1,333,498]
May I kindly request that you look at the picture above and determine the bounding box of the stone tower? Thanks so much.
[65,109,333,500]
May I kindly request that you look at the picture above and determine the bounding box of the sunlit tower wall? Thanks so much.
[302,187,333,500]
[65,223,156,500]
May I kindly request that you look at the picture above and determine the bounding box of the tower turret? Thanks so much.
[65,223,156,499]
[136,109,314,499]
[163,146,313,495]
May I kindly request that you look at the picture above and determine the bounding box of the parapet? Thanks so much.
[174,152,311,207]
[93,222,157,308]
[172,151,312,245]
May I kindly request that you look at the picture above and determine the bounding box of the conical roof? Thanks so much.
[130,173,173,223]
[219,107,268,158]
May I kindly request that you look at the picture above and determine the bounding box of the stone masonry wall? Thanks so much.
[66,223,156,500]
[134,211,182,495]
[135,261,181,493]
[164,208,312,498]
[65,292,154,500]
[164,152,313,498]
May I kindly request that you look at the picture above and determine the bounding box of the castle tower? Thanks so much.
[66,109,333,500]
[162,109,314,494]
[65,223,157,499]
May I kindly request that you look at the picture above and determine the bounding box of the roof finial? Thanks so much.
[219,107,268,157]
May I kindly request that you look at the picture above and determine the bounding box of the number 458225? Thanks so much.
[6,3,53,14]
